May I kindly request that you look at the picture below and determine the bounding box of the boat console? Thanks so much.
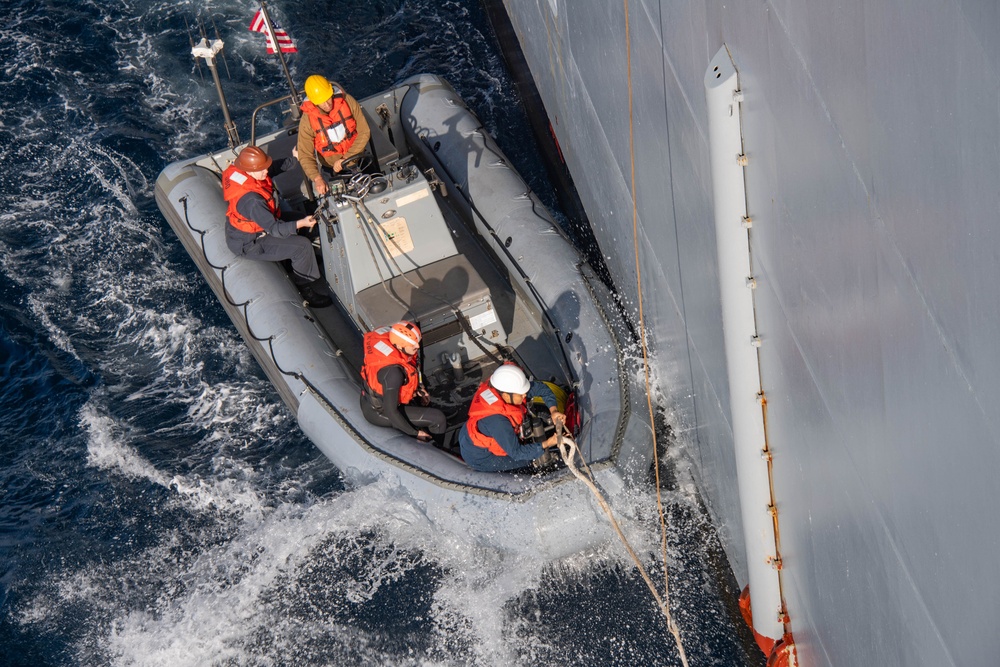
[315,132,512,385]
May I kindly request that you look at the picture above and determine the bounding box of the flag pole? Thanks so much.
[259,1,301,120]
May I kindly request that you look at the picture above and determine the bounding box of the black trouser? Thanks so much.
[360,394,447,435]
[226,229,320,284]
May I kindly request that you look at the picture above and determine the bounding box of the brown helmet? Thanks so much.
[234,145,273,172]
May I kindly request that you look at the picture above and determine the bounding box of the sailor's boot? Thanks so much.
[300,279,333,308]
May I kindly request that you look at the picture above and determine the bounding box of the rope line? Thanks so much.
[556,431,687,665]
[623,1,688,663]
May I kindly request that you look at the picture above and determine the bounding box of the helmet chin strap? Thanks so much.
[500,391,524,405]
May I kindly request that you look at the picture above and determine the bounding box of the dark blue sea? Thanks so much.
[0,1,764,664]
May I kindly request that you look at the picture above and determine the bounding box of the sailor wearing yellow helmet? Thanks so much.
[297,74,371,196]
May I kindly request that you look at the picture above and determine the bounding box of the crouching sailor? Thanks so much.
[360,322,447,443]
[223,145,332,307]
[460,364,567,473]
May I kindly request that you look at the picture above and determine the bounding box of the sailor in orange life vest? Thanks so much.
[459,364,567,473]
[360,322,447,443]
[223,145,333,308]
[297,74,372,197]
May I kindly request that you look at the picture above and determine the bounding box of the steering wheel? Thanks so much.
[346,172,373,198]
[339,153,371,173]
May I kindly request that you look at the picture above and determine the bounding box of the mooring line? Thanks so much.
[556,429,688,666]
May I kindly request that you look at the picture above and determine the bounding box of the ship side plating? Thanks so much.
[494,1,1000,665]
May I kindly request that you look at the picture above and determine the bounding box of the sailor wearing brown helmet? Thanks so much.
[222,145,332,307]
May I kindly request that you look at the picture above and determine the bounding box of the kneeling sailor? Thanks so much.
[360,322,446,443]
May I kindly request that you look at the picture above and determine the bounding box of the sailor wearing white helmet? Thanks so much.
[459,364,567,472]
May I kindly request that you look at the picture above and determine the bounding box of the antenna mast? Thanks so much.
[190,22,241,149]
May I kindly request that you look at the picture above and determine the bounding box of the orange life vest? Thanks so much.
[222,165,277,234]
[360,327,419,405]
[300,96,358,158]
[464,382,527,457]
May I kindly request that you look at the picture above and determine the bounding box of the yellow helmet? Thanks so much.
[304,75,334,105]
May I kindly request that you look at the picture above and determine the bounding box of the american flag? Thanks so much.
[249,8,297,54]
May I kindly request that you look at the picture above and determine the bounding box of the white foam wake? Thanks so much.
[81,399,267,516]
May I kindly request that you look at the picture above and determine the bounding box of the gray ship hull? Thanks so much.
[494,1,1000,665]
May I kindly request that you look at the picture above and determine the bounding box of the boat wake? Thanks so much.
[18,417,711,666]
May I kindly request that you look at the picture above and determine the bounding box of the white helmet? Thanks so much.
[489,365,531,395]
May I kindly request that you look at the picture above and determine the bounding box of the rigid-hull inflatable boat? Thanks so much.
[155,74,652,557]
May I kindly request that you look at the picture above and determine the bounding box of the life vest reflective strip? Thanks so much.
[300,96,358,157]
[465,382,526,457]
[360,327,419,405]
[222,165,277,234]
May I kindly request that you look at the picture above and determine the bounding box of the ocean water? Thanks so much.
[0,1,764,665]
